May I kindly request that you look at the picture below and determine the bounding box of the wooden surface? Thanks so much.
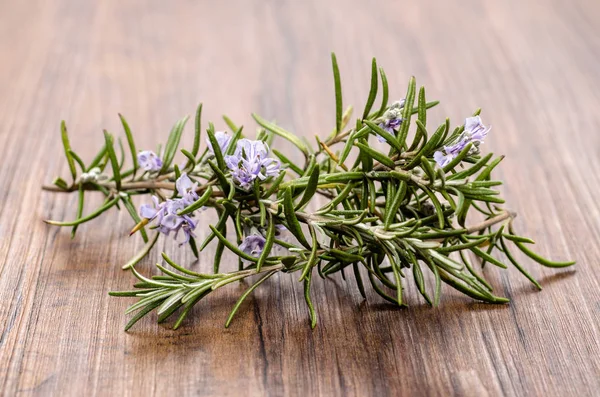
[1,0,599,395]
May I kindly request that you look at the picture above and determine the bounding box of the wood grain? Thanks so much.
[1,0,599,395]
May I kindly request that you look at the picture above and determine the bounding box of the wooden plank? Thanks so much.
[0,0,598,395]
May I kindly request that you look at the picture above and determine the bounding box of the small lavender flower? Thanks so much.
[138,150,163,172]
[433,116,491,168]
[433,139,469,168]
[239,234,266,257]
[139,174,200,244]
[433,150,454,168]
[207,131,232,154]
[160,200,198,242]
[139,196,162,220]
[464,115,491,142]
[175,172,199,205]
[225,138,281,190]
[377,99,405,142]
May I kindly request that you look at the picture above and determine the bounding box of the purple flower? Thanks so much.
[139,174,200,244]
[378,118,402,135]
[139,195,162,220]
[138,150,163,172]
[224,139,281,190]
[464,116,491,142]
[433,151,455,168]
[175,172,199,205]
[433,116,491,168]
[207,131,231,154]
[239,234,266,257]
[376,100,405,142]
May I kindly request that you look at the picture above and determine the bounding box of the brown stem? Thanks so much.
[234,263,285,277]
[42,180,176,193]
[42,177,222,194]
[42,184,78,192]
[324,129,352,147]
[318,141,348,171]
[465,210,516,234]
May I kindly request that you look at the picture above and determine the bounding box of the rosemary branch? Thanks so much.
[465,210,515,234]
[43,54,574,331]
[42,180,176,192]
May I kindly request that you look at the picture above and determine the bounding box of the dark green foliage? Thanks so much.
[43,54,574,331]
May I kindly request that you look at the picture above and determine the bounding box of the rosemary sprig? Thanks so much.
[43,53,574,331]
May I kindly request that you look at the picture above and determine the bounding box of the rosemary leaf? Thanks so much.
[362,58,378,119]
[103,130,121,190]
[160,115,189,174]
[225,270,277,328]
[60,121,77,181]
[118,114,138,176]
[331,52,343,134]
[192,103,203,158]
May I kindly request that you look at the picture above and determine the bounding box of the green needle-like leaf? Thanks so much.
[225,270,278,328]
[283,187,310,248]
[377,67,389,117]
[122,233,160,270]
[60,121,77,181]
[500,238,541,289]
[178,187,212,215]
[45,196,120,226]
[86,145,106,172]
[256,213,275,272]
[103,130,121,190]
[263,170,287,198]
[121,195,149,243]
[123,299,163,331]
[272,149,304,175]
[207,159,230,196]
[299,226,319,281]
[362,58,378,119]
[412,258,432,305]
[384,181,407,229]
[331,53,343,134]
[417,86,427,127]
[296,167,320,210]
[118,114,138,176]
[355,142,395,168]
[304,269,318,328]
[404,122,446,170]
[71,184,85,238]
[68,150,85,172]
[364,120,403,152]
[209,225,260,262]
[514,241,576,268]
[180,149,196,171]
[223,114,239,133]
[206,122,226,170]
[191,103,203,158]
[397,76,416,144]
[160,115,189,174]
[252,114,309,156]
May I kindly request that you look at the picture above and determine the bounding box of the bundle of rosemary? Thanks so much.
[43,54,574,331]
